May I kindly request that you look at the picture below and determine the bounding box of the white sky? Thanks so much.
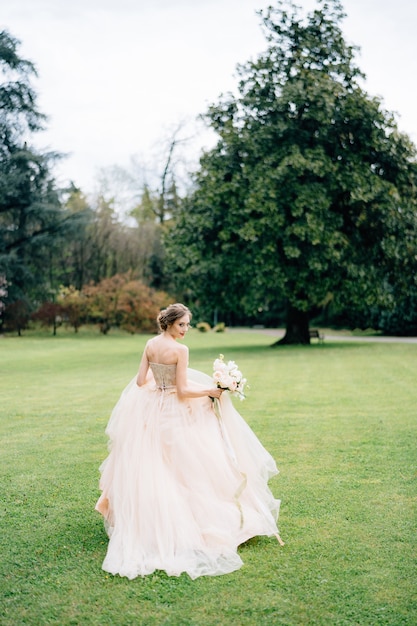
[1,0,416,193]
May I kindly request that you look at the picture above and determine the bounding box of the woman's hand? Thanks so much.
[208,387,223,399]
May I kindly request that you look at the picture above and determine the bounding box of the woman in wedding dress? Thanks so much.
[95,303,283,580]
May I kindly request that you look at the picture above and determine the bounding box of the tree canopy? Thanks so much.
[167,0,417,342]
[0,29,86,322]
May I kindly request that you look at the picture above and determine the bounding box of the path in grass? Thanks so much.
[1,330,416,625]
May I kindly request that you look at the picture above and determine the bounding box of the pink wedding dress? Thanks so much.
[95,364,282,580]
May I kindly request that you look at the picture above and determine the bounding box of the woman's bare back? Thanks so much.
[145,335,187,366]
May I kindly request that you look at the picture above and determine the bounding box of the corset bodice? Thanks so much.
[149,362,177,389]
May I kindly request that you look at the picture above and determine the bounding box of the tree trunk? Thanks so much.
[272,304,310,345]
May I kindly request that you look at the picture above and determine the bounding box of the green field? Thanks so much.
[1,328,416,625]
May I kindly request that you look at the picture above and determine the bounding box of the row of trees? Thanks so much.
[30,273,170,336]
[0,28,178,334]
[1,0,417,341]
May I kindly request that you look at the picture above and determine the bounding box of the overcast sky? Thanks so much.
[1,0,416,193]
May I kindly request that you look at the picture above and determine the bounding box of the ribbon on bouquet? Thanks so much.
[212,398,247,529]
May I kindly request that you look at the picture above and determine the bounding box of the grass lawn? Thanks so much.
[0,328,416,625]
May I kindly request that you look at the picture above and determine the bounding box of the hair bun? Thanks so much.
[157,303,191,332]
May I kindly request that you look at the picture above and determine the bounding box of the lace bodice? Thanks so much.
[149,362,177,389]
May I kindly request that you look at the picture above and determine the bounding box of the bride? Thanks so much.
[95,303,283,580]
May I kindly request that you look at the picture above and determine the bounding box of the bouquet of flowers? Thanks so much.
[212,354,247,400]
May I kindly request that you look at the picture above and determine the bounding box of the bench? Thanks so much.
[309,329,324,343]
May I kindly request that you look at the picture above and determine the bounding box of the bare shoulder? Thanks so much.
[176,343,189,363]
[144,336,160,358]
[177,343,189,355]
[146,336,159,348]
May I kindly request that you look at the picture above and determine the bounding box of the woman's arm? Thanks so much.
[176,346,222,400]
[136,343,150,387]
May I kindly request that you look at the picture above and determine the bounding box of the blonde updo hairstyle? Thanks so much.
[157,303,192,332]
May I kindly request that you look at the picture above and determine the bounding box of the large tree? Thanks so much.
[0,30,82,326]
[167,0,417,342]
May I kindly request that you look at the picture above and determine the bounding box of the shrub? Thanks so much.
[2,298,31,336]
[57,286,87,332]
[196,321,211,332]
[83,273,171,334]
[31,302,64,335]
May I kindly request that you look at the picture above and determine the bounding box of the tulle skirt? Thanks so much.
[95,369,281,579]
